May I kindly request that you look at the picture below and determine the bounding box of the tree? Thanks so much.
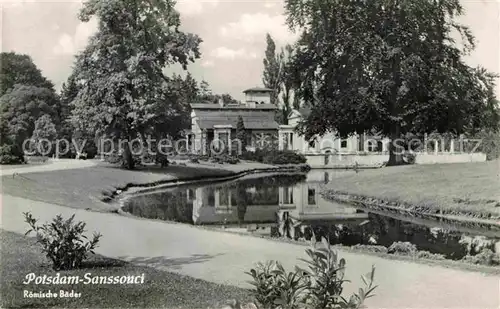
[0,85,59,154]
[277,44,296,125]
[184,72,199,103]
[0,52,54,96]
[262,33,281,105]
[58,73,81,157]
[197,80,213,102]
[0,52,59,162]
[70,0,201,169]
[285,0,500,165]
[236,115,247,152]
[30,115,57,156]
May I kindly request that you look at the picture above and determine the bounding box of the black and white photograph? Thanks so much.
[0,0,499,308]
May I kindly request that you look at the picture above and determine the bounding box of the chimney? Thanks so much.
[218,98,224,107]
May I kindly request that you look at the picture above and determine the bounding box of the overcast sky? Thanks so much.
[1,0,498,101]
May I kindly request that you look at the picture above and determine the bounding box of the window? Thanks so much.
[341,140,348,148]
[289,133,294,149]
[219,189,230,206]
[324,155,329,165]
[308,140,316,148]
[283,186,294,205]
[308,188,316,205]
[323,172,329,184]
[367,141,377,152]
[187,189,196,201]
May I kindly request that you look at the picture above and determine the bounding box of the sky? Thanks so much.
[1,0,499,101]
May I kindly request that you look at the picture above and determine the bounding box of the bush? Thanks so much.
[352,244,388,254]
[416,251,446,260]
[0,144,24,164]
[189,157,200,163]
[246,236,376,309]
[262,150,307,165]
[210,154,240,164]
[475,130,500,160]
[241,149,307,165]
[24,212,102,270]
[403,152,416,164]
[387,241,418,255]
[461,249,499,266]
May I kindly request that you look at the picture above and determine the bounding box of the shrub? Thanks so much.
[24,212,102,270]
[352,244,388,254]
[242,149,307,165]
[262,150,307,165]
[387,242,418,255]
[246,236,376,309]
[403,152,416,164]
[211,154,240,164]
[0,144,24,164]
[189,157,200,163]
[475,130,500,160]
[461,249,499,266]
[416,251,446,260]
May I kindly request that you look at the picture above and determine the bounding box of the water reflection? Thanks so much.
[123,170,499,260]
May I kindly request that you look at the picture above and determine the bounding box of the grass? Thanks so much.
[0,162,234,211]
[323,160,500,219]
[0,230,252,308]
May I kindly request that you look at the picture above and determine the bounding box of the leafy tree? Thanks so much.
[285,0,500,165]
[184,72,199,103]
[236,115,248,152]
[0,85,59,153]
[197,80,213,102]
[220,93,239,104]
[30,114,57,155]
[58,73,81,157]
[0,52,54,96]
[70,0,201,169]
[277,44,296,125]
[262,33,281,105]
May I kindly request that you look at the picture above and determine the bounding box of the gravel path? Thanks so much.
[1,193,498,309]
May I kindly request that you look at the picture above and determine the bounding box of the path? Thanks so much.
[0,159,97,176]
[1,194,498,309]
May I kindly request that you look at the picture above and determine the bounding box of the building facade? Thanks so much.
[189,88,279,154]
[278,108,391,168]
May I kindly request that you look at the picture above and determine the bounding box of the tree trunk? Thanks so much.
[122,140,135,170]
[387,126,405,166]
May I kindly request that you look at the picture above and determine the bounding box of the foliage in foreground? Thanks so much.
[246,236,376,309]
[24,212,102,270]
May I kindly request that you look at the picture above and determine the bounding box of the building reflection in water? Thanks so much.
[189,171,367,236]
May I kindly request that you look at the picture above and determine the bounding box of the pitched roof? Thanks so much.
[243,87,274,93]
[190,103,277,110]
[194,109,279,130]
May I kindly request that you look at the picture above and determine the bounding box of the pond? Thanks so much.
[122,170,500,261]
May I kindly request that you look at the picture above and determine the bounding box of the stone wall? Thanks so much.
[305,152,487,168]
[305,153,388,168]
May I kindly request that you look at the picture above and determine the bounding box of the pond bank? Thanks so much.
[321,191,500,230]
[319,160,500,227]
[109,162,310,206]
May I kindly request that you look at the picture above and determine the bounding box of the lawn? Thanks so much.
[0,162,234,211]
[0,230,252,308]
[323,160,500,219]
